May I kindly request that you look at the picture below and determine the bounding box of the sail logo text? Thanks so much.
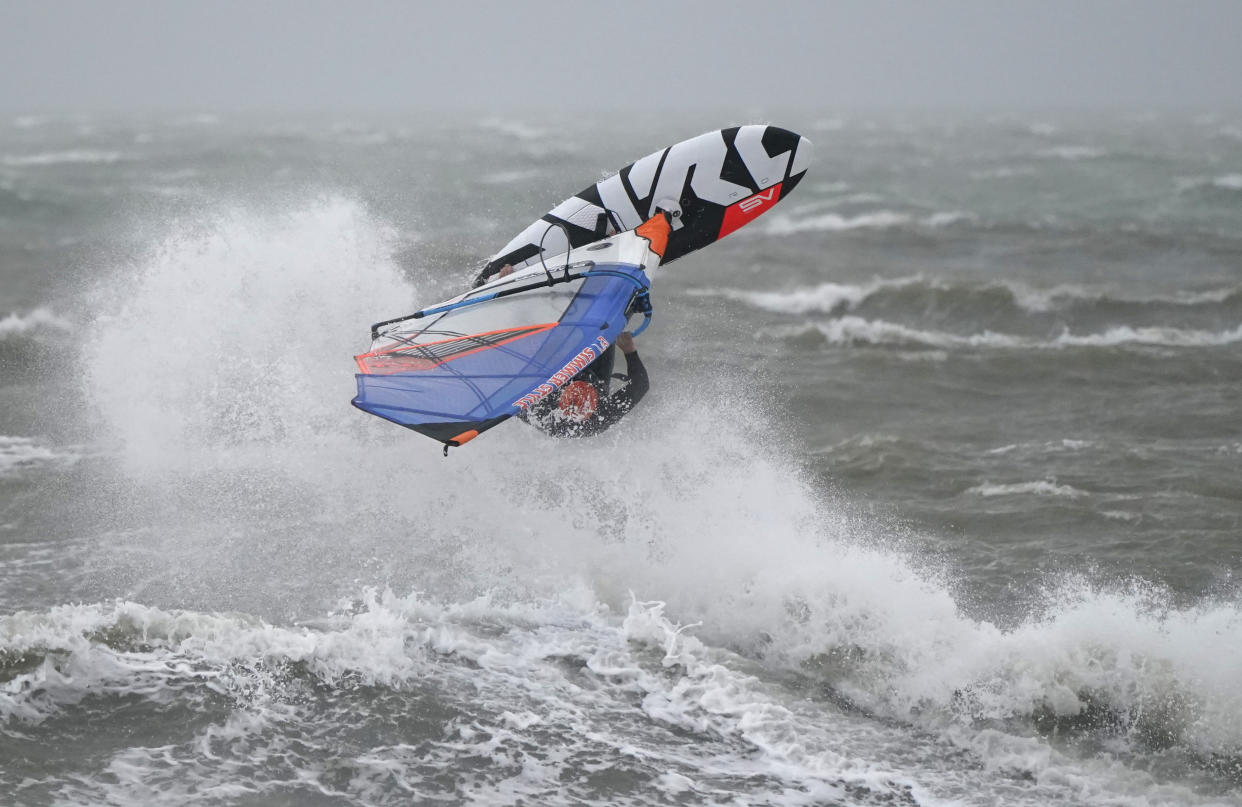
[738,188,776,213]
[513,335,611,410]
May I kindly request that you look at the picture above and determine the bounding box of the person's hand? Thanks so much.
[617,331,636,353]
[497,264,515,278]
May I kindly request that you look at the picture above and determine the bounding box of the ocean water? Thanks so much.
[1,109,1240,806]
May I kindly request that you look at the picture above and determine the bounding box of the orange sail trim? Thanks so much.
[355,322,558,375]
[635,213,671,258]
[448,429,479,446]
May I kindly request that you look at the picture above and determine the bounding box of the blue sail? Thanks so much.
[353,227,662,448]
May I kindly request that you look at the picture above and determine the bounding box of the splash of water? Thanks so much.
[74,195,1242,789]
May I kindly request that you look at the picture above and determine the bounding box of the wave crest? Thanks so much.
[0,307,72,337]
[764,210,972,235]
[1,150,130,167]
[694,277,1242,318]
[765,317,1242,350]
[0,435,79,476]
[966,480,1086,498]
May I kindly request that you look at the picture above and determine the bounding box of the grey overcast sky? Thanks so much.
[3,0,1241,112]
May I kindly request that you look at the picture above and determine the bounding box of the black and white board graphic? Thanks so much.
[478,125,812,283]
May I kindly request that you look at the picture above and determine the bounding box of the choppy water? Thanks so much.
[1,110,1241,806]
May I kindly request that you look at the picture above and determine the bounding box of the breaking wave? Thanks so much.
[763,209,972,235]
[966,480,1087,498]
[764,317,1242,350]
[689,277,921,315]
[1211,174,1242,190]
[694,277,1242,318]
[1178,173,1242,195]
[0,307,72,337]
[1055,323,1242,348]
[3,579,1240,806]
[0,435,79,476]
[0,308,73,369]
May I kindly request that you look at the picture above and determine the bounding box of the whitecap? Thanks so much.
[0,435,78,476]
[763,316,1242,351]
[965,480,1086,498]
[2,150,130,167]
[925,211,973,227]
[786,194,886,216]
[0,307,72,336]
[1176,173,1242,193]
[764,210,910,235]
[764,210,972,236]
[1012,280,1240,312]
[1035,145,1107,160]
[1212,173,1242,190]
[1007,282,1100,312]
[970,165,1038,180]
[1053,323,1242,348]
[697,276,1239,319]
[688,276,923,316]
[762,317,1026,349]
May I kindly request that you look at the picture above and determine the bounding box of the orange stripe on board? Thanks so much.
[635,213,671,258]
[718,182,783,239]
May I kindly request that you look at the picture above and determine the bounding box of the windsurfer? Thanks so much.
[523,330,649,438]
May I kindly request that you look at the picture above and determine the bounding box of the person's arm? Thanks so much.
[613,348,649,409]
[611,331,648,408]
[472,262,514,288]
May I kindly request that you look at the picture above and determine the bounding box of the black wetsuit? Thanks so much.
[524,346,650,437]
